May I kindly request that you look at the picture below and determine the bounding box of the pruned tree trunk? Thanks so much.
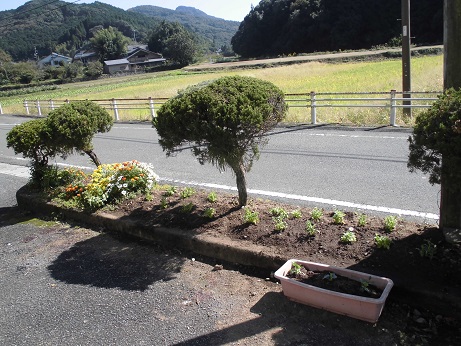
[84,150,101,167]
[439,161,461,242]
[232,162,248,207]
[441,0,461,242]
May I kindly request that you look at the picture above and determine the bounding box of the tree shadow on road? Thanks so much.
[48,232,185,291]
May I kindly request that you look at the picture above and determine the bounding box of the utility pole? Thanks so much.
[401,0,411,117]
[444,0,461,90]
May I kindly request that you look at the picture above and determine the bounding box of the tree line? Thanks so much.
[231,0,443,58]
[0,21,202,87]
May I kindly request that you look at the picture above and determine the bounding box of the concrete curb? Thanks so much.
[16,187,286,271]
[16,186,461,318]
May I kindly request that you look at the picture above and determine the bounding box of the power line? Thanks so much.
[0,0,82,30]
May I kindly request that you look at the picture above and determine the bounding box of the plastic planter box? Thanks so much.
[274,259,394,323]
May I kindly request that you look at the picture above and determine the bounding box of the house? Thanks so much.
[73,49,99,64]
[104,47,165,75]
[37,53,72,68]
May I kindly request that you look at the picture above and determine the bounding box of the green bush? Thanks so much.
[408,88,461,188]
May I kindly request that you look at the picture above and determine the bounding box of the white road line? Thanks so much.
[284,133,408,140]
[0,162,30,178]
[0,162,438,221]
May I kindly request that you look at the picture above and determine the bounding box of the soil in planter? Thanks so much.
[287,264,383,299]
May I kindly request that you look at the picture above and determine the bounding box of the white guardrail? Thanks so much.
[1,90,441,126]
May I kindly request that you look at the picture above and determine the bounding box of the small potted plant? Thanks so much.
[274,259,394,323]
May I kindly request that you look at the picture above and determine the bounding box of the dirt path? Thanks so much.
[184,45,442,71]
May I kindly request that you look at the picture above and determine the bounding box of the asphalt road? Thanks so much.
[0,115,439,223]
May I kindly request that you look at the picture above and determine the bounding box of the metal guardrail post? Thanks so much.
[149,97,156,119]
[0,103,3,114]
[24,100,29,115]
[112,98,119,121]
[310,91,317,124]
[36,100,42,116]
[49,99,55,110]
[390,90,397,126]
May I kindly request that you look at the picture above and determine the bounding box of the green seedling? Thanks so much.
[207,191,218,203]
[273,216,288,231]
[181,202,195,213]
[289,262,303,275]
[374,234,392,249]
[159,197,168,209]
[360,279,371,293]
[290,209,302,219]
[243,208,259,225]
[323,272,337,281]
[203,207,215,218]
[340,228,357,243]
[333,210,346,224]
[357,213,367,227]
[163,186,177,197]
[270,207,289,219]
[383,215,398,232]
[180,187,195,199]
[305,220,318,236]
[419,239,437,259]
[311,207,323,222]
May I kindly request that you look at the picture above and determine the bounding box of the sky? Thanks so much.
[0,0,258,22]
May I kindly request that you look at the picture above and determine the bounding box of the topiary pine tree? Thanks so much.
[153,76,288,206]
[6,118,56,184]
[45,100,113,167]
[7,101,113,186]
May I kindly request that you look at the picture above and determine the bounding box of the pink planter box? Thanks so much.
[274,259,394,323]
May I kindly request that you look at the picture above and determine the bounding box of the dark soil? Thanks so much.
[286,266,383,299]
[110,186,461,299]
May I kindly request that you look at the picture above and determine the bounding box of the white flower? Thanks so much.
[121,190,127,196]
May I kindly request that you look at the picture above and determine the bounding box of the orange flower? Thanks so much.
[77,194,81,197]
[122,177,126,181]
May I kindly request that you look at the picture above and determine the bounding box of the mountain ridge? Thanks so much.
[0,0,239,61]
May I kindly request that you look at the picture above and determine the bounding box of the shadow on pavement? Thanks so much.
[0,206,35,227]
[48,232,185,291]
[172,292,398,346]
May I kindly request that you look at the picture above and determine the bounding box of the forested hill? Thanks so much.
[0,0,239,61]
[231,0,443,58]
[128,5,240,52]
